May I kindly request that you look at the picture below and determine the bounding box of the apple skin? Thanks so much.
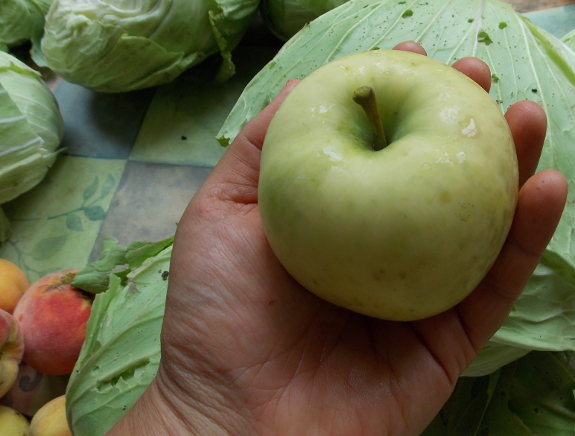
[29,395,72,436]
[259,49,518,321]
[0,309,25,398]
[0,259,30,314]
[13,269,93,375]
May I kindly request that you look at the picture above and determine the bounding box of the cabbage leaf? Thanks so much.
[217,0,575,375]
[260,0,349,41]
[66,244,171,436]
[0,0,52,60]
[71,235,174,294]
[424,351,575,435]
[562,27,575,51]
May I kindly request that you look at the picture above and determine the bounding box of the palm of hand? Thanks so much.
[148,44,566,436]
[163,197,464,435]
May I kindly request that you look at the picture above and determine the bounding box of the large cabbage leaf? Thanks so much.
[41,0,261,92]
[218,0,575,375]
[66,244,171,436]
[424,351,575,435]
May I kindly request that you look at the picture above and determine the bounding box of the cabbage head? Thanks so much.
[0,0,52,54]
[0,50,63,242]
[260,0,349,41]
[40,0,261,93]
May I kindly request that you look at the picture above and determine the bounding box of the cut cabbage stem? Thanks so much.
[352,86,387,151]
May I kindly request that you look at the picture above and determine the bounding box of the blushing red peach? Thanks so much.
[0,308,25,398]
[0,259,30,314]
[13,269,93,376]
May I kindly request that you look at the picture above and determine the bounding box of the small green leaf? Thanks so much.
[83,205,106,221]
[83,177,99,201]
[66,213,84,231]
[31,235,67,260]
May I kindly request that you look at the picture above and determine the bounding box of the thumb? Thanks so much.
[204,80,300,206]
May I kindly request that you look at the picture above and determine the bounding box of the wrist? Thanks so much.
[104,377,195,436]
[105,377,231,436]
[105,368,256,436]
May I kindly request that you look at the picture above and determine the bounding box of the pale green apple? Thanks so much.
[259,49,518,321]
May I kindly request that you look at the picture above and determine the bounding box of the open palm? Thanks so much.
[108,42,567,436]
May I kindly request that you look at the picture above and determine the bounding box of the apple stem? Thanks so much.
[352,86,387,151]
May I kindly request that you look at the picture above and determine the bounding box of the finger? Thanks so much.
[393,41,427,55]
[234,79,301,152]
[458,168,567,350]
[505,100,547,187]
[451,57,491,93]
[200,80,299,205]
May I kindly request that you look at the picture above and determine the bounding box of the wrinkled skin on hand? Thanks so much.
[106,42,567,436]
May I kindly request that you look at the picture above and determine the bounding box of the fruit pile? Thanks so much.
[0,259,93,435]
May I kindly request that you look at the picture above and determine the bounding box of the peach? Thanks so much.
[0,405,30,435]
[14,269,93,376]
[0,259,30,313]
[29,395,72,436]
[0,362,69,417]
[0,309,25,398]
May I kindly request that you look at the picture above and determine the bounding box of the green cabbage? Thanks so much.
[0,50,63,242]
[0,0,52,57]
[260,0,349,41]
[66,242,172,436]
[40,0,261,93]
[218,0,575,376]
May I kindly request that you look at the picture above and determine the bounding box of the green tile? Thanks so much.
[524,5,575,39]
[91,161,211,260]
[0,156,125,282]
[130,46,279,167]
[53,81,155,159]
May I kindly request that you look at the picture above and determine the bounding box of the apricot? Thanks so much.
[0,309,25,398]
[14,269,93,375]
[29,395,72,436]
[0,405,30,435]
[0,259,29,314]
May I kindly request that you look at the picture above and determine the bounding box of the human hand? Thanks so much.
[107,42,567,436]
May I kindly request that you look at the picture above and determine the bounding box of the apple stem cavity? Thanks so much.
[352,86,387,151]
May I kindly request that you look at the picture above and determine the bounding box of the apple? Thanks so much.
[29,395,72,436]
[259,49,518,321]
[0,405,30,435]
[0,309,25,398]
[0,259,30,314]
[13,269,93,375]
